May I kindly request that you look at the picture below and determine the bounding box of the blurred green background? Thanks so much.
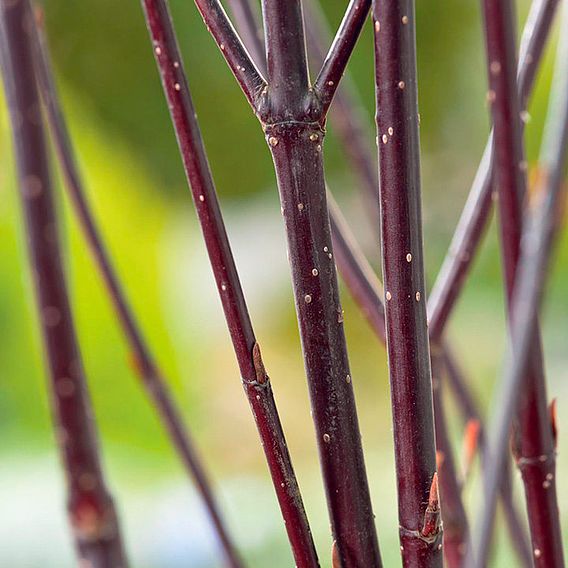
[0,0,566,566]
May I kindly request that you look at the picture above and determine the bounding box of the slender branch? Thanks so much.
[0,1,127,566]
[327,194,385,340]
[304,0,378,223]
[372,1,441,564]
[427,0,560,341]
[141,2,319,566]
[26,13,242,568]
[468,3,568,564]
[313,0,371,115]
[224,0,266,75]
[192,0,266,110]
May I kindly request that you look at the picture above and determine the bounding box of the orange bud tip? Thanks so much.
[331,540,341,568]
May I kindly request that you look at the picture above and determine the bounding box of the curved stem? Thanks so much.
[0,1,127,566]
[28,13,242,568]
[142,2,319,566]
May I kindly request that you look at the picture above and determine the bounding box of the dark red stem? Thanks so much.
[27,13,242,568]
[427,0,560,341]
[372,0,442,564]
[0,1,127,566]
[142,2,319,566]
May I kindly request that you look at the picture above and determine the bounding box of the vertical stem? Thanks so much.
[142,2,319,566]
[260,3,382,566]
[372,1,442,565]
[28,14,241,568]
[0,1,127,566]
[469,0,567,562]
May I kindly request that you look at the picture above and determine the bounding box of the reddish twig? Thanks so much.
[313,0,371,115]
[0,1,127,566]
[193,0,266,109]
[142,2,319,566]
[27,12,242,568]
[304,0,378,220]
[189,0,383,563]
[427,0,560,341]
[467,0,566,565]
[225,0,266,74]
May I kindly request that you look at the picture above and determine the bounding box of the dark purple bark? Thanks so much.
[372,0,442,565]
[142,2,319,566]
[267,127,381,567]
[0,1,127,566]
[27,15,241,568]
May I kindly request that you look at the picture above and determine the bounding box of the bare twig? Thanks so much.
[313,0,371,115]
[193,0,266,109]
[27,12,242,568]
[427,0,560,341]
[0,1,127,566]
[142,2,319,565]
[225,0,266,74]
[329,195,471,566]
[467,0,567,564]
[304,0,379,225]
